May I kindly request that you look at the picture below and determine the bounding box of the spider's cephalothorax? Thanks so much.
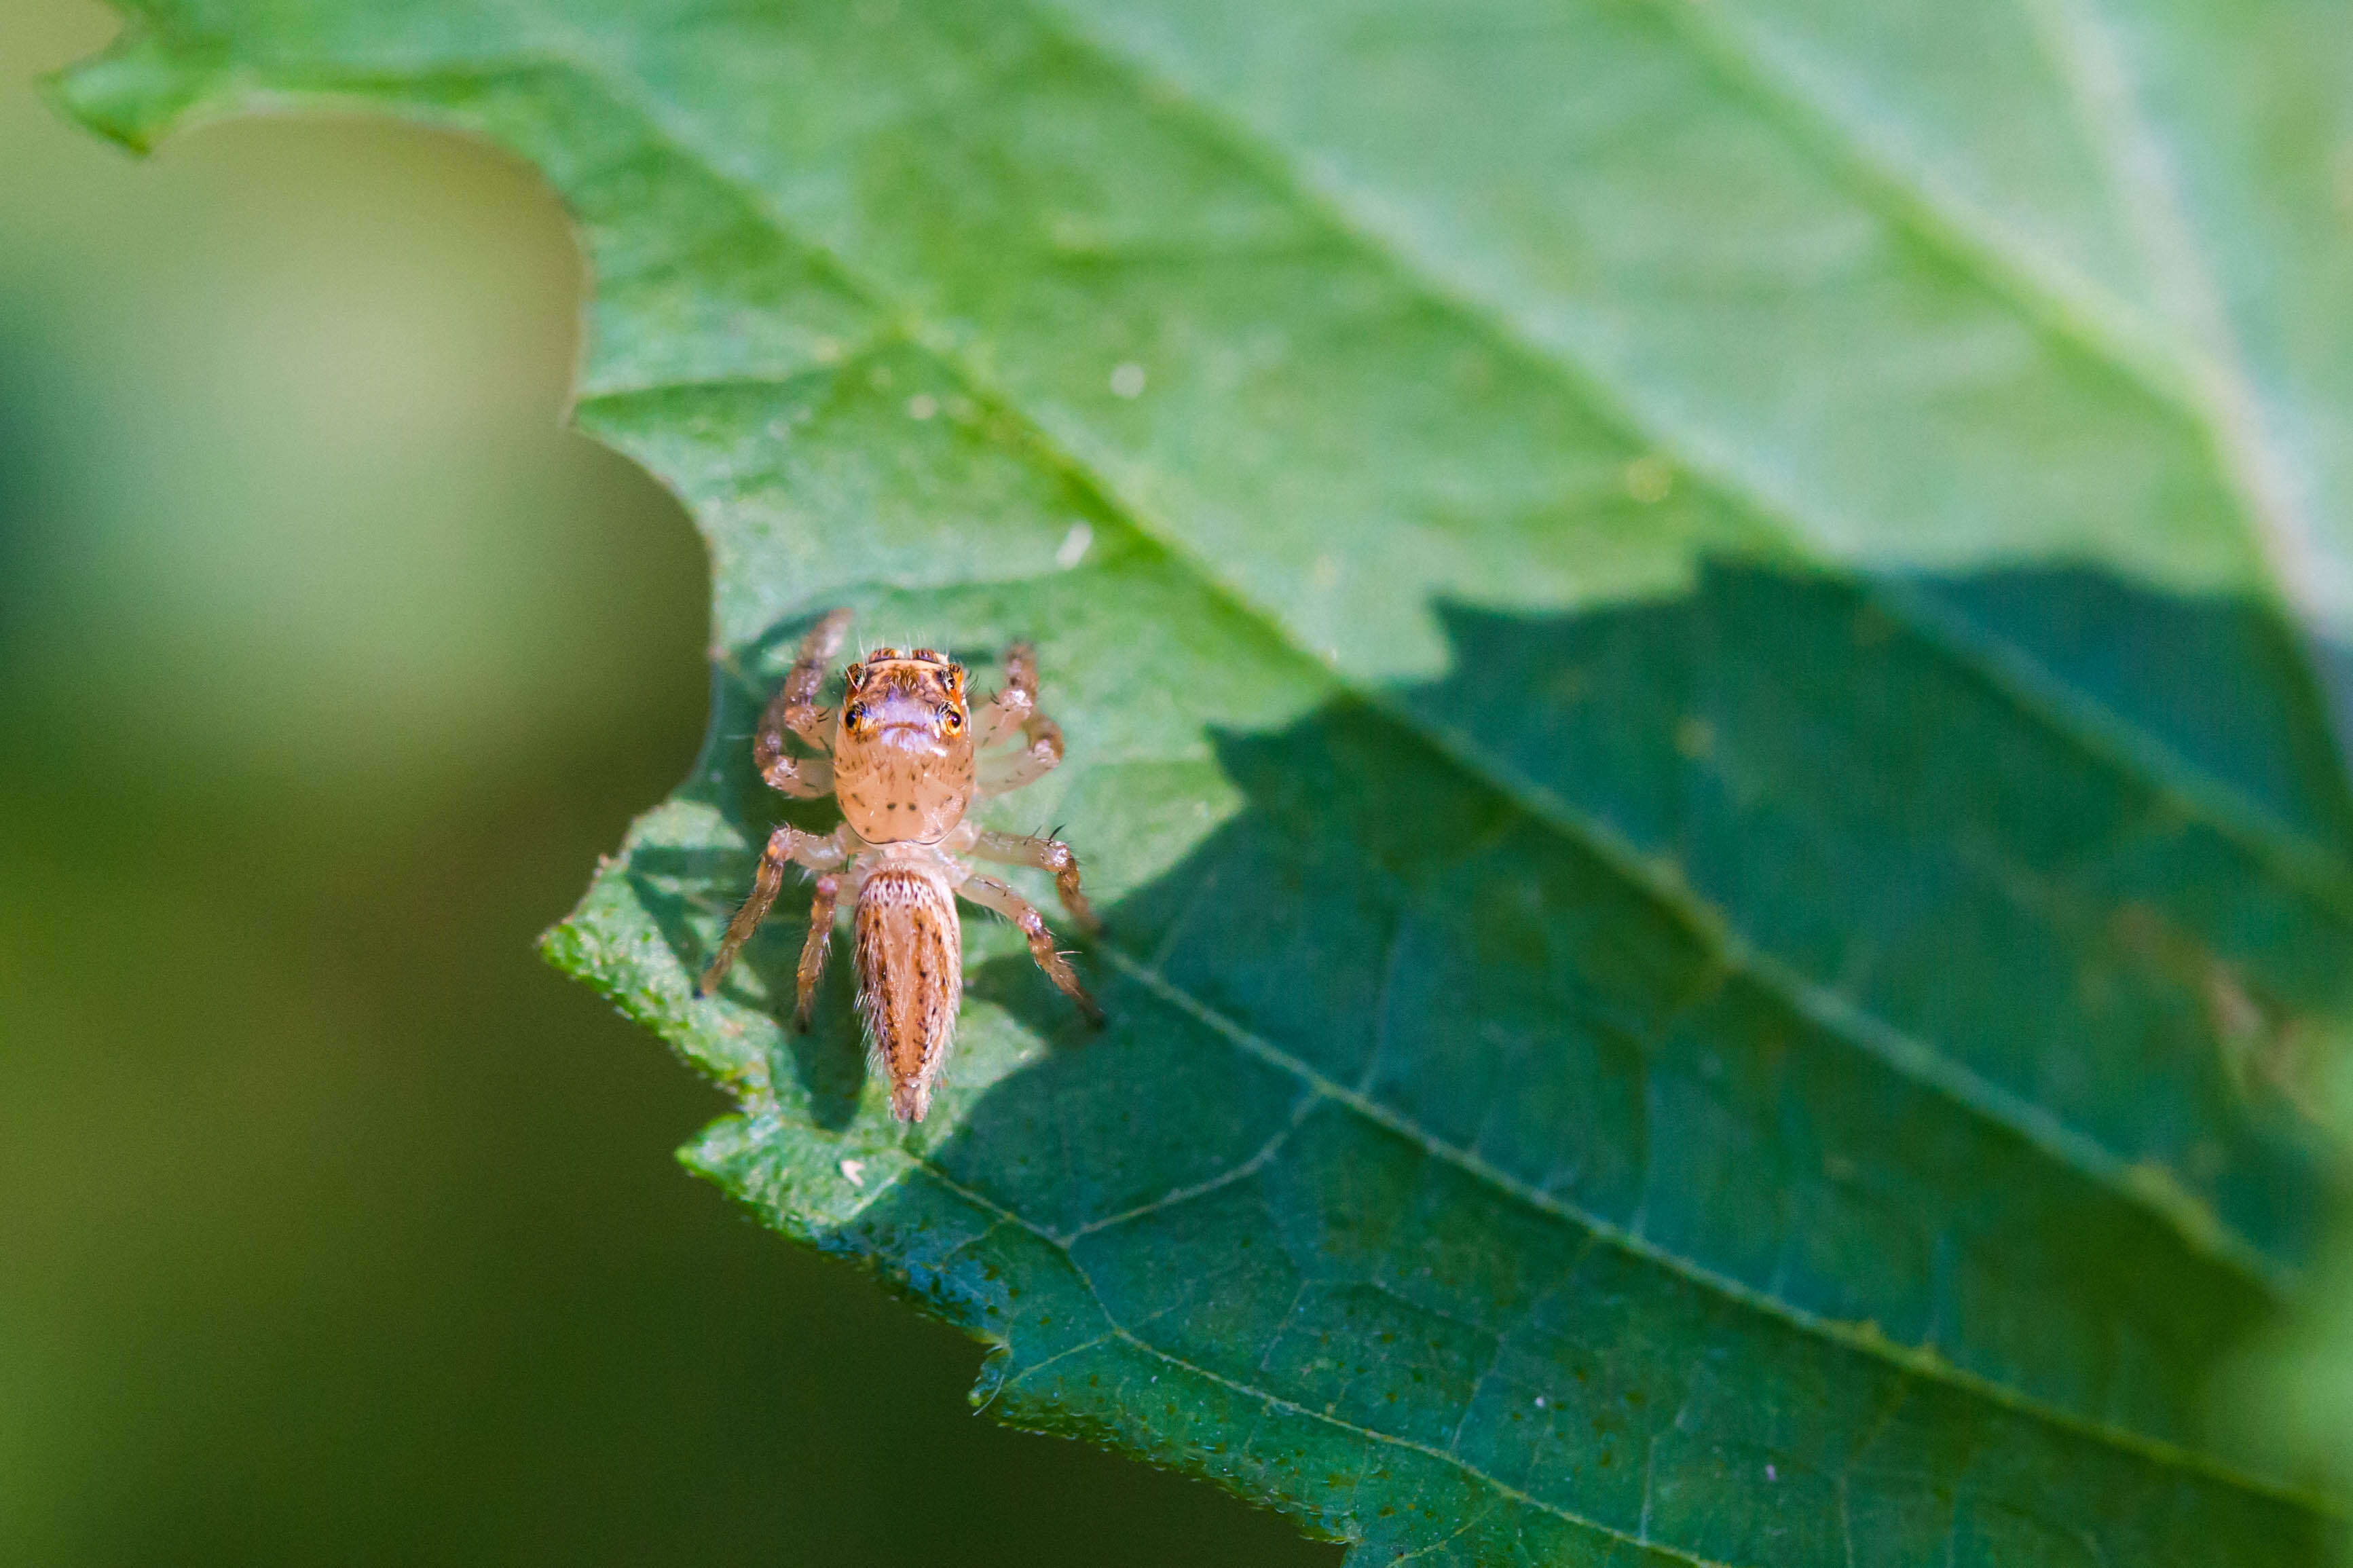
[832,648,974,845]
[694,614,1100,1122]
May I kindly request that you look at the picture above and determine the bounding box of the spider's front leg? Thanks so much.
[753,607,852,797]
[697,823,850,1007]
[959,873,1103,1025]
[972,639,1066,798]
[971,827,1100,934]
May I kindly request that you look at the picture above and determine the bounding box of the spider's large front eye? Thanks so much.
[845,703,870,730]
[942,707,965,732]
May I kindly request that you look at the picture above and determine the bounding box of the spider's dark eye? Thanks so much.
[942,707,965,732]
[845,703,870,729]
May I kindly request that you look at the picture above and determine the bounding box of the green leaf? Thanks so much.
[57,0,2353,1561]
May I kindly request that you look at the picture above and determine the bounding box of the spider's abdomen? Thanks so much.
[853,865,962,1121]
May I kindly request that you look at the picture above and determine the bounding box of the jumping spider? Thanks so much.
[695,608,1101,1122]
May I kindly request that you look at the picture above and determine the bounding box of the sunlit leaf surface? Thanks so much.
[60,0,2353,1560]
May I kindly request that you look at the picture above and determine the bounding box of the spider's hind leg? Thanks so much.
[970,827,1100,933]
[960,872,1102,1025]
[792,873,842,1030]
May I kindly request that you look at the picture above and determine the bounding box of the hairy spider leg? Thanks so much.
[970,827,1100,933]
[793,872,842,1029]
[972,639,1067,798]
[959,872,1102,1024]
[971,638,1039,748]
[755,608,853,796]
[696,823,849,996]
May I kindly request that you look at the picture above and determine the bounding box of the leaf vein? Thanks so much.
[1098,947,2324,1506]
[911,1157,1747,1568]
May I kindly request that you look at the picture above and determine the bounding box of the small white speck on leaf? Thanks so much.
[839,1159,866,1187]
[1056,521,1093,570]
[1109,360,1147,398]
[907,393,938,421]
[1766,1463,1777,1481]
[1534,1396,1546,1408]
[1625,452,1674,503]
[1049,212,1101,252]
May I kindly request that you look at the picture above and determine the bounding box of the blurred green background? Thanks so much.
[0,1,1328,1561]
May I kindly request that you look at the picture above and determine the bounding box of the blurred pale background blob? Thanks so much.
[0,1,1327,1561]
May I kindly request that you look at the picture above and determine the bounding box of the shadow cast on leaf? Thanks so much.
[661,561,2352,1565]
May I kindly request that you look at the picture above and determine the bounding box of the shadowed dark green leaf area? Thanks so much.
[57,0,2353,1561]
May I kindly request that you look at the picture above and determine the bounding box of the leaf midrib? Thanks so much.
[2011,0,2347,677]
[1625,0,2209,412]
[1626,0,2309,582]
